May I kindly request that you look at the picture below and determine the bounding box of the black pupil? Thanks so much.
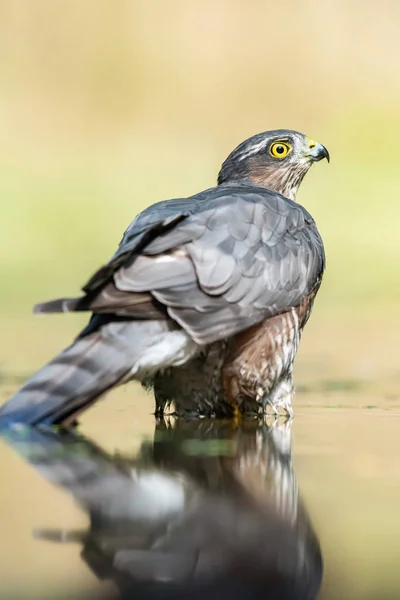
[275,145,285,154]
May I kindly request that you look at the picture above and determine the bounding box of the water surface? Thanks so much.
[0,388,399,599]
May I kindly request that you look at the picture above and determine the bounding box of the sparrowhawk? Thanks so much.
[0,129,328,425]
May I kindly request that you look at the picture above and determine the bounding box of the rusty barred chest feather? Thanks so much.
[151,285,320,417]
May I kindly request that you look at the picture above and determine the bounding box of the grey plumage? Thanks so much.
[0,320,191,426]
[37,187,323,343]
[0,129,328,425]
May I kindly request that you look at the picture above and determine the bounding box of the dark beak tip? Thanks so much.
[313,145,330,164]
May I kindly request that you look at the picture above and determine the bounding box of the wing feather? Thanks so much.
[35,185,325,345]
[110,192,324,343]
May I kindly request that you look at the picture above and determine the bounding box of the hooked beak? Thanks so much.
[305,138,330,163]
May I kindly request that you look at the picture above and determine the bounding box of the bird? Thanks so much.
[0,129,328,426]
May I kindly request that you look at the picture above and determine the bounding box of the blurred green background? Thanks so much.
[1,2,400,599]
[2,0,400,389]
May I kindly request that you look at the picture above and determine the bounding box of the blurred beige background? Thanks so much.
[1,2,400,599]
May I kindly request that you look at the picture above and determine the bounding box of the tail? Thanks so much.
[33,297,84,314]
[0,320,140,428]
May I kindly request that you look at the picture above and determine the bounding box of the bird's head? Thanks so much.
[217,129,329,200]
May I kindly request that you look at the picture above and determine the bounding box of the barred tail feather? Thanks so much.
[33,297,84,314]
[0,321,139,427]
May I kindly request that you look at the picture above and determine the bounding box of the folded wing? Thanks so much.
[35,187,325,345]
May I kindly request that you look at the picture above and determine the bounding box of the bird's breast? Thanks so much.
[222,286,320,412]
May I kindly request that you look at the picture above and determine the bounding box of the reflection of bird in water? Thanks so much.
[0,130,328,425]
[3,418,323,599]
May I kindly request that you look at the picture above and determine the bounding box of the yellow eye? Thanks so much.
[269,141,292,159]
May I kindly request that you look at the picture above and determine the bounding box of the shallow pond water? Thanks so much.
[0,383,399,599]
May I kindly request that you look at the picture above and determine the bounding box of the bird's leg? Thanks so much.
[154,401,165,418]
[257,387,279,417]
[222,370,242,420]
[266,373,294,419]
[154,380,168,417]
[266,399,279,417]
